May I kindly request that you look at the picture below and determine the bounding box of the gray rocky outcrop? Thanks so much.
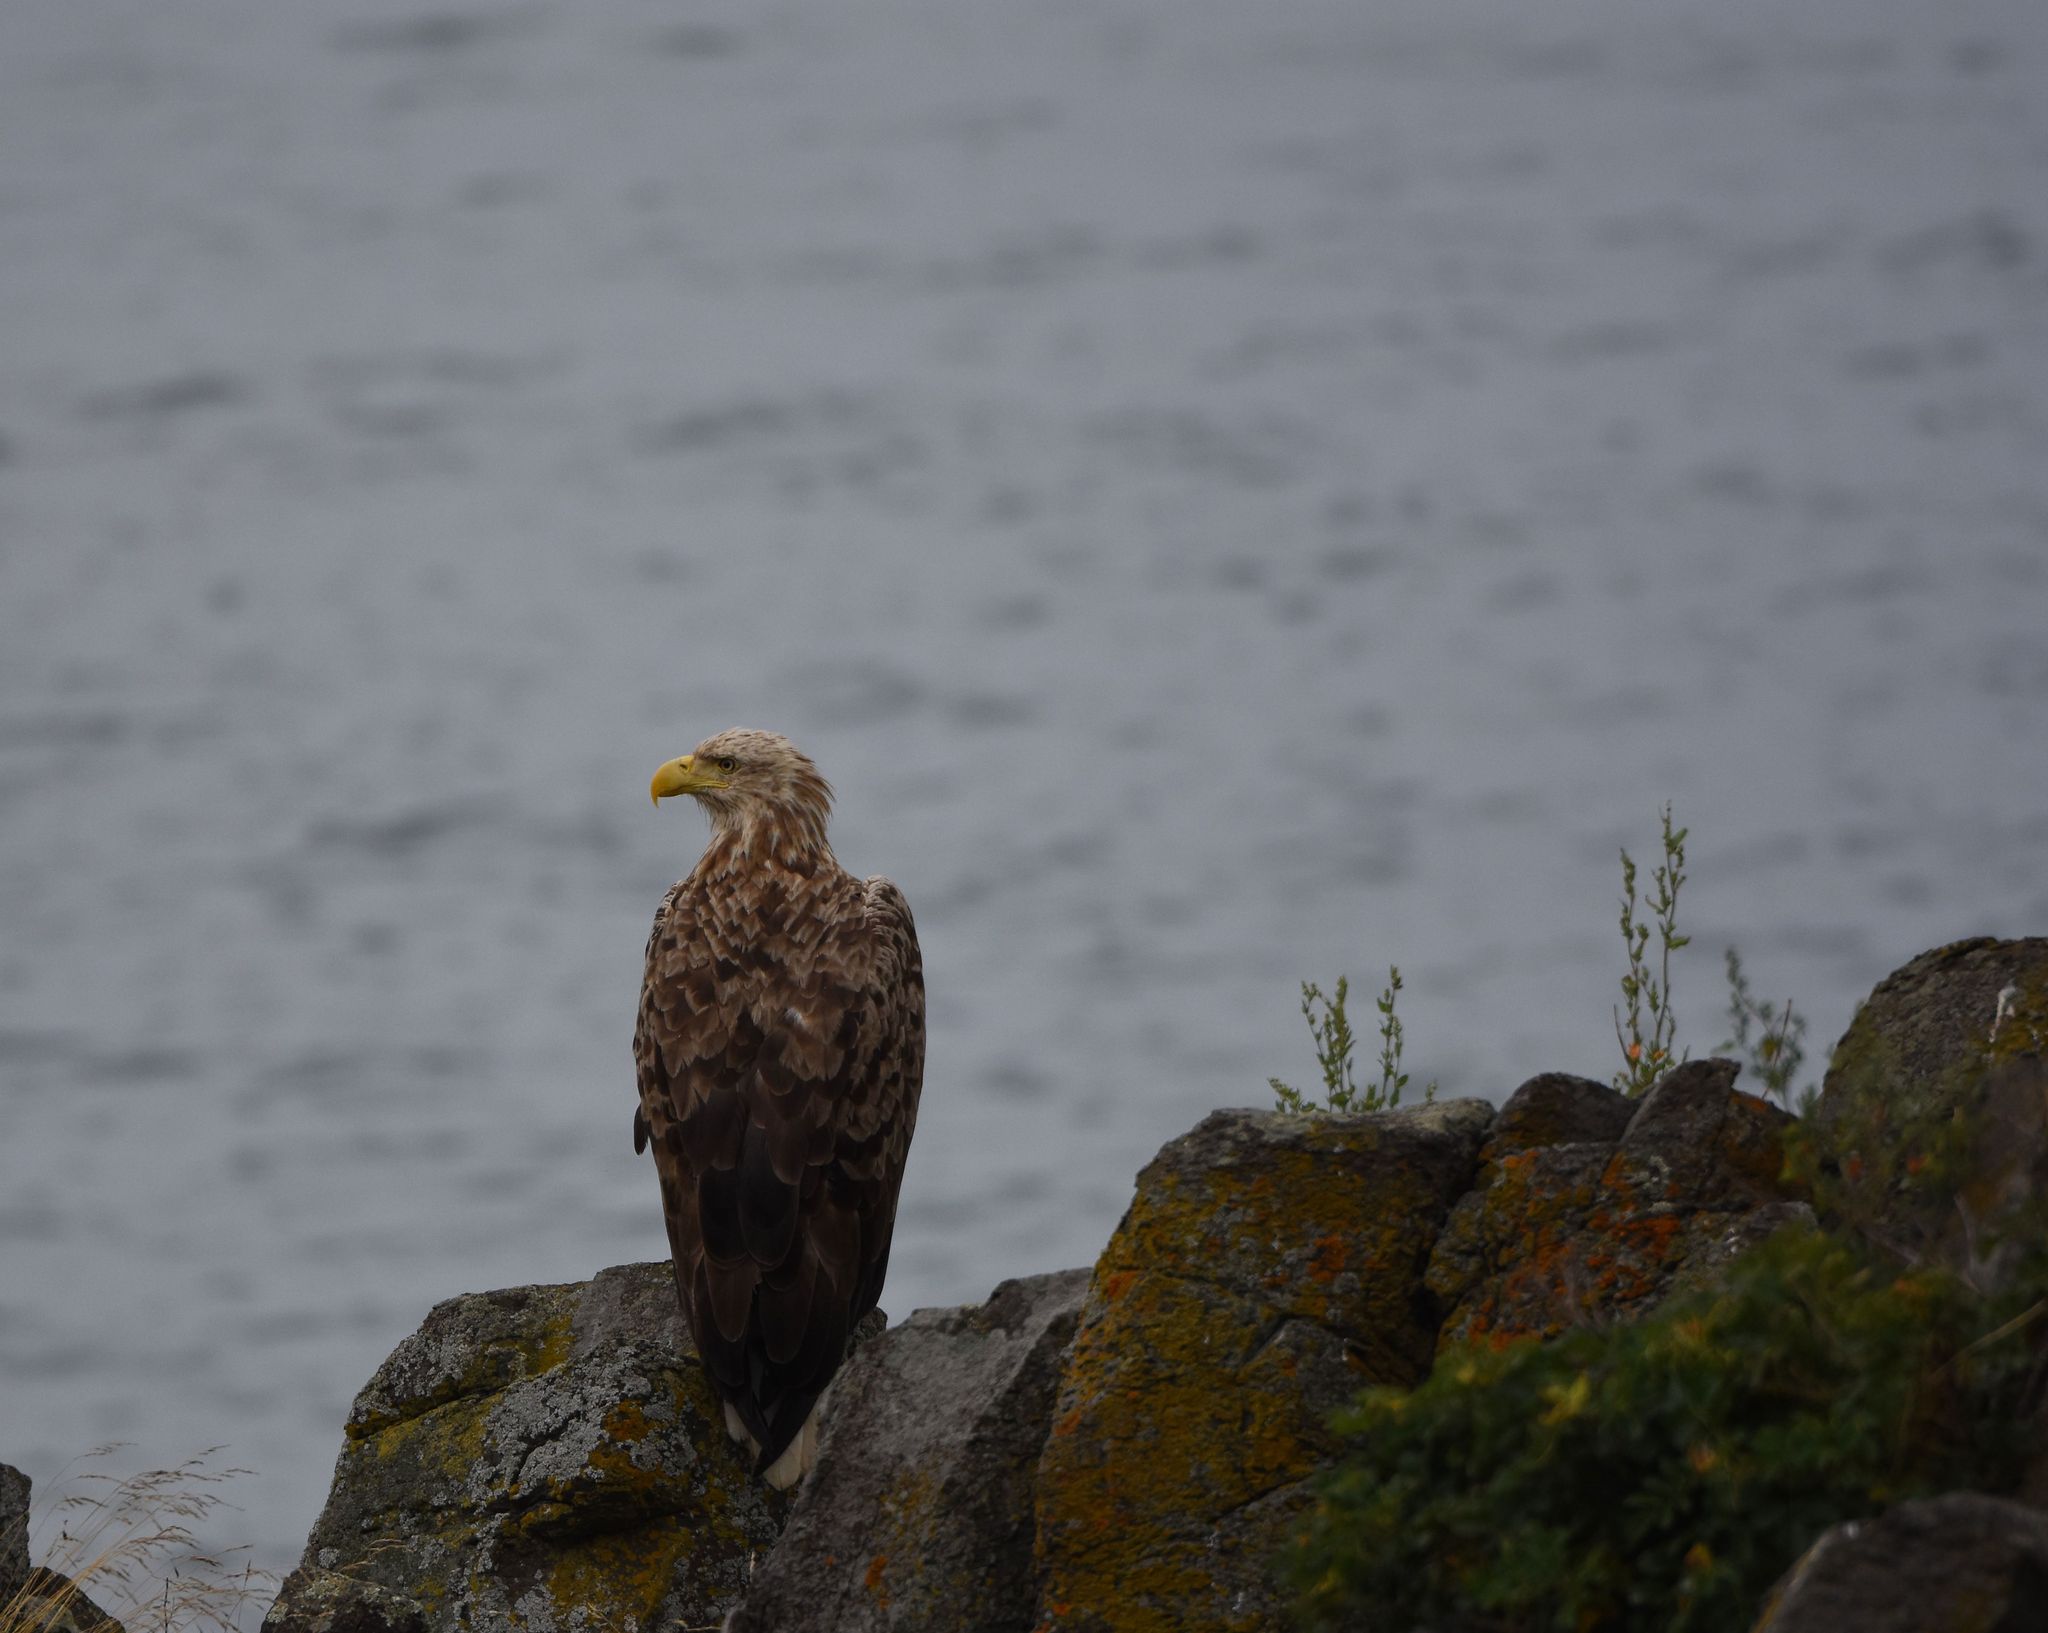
[1819,936,2048,1281]
[265,937,2048,1633]
[262,1262,797,1633]
[728,1268,1090,1633]
[1752,1492,2048,1632]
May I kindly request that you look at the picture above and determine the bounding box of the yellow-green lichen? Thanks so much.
[1037,1117,1477,1632]
[536,1516,699,1632]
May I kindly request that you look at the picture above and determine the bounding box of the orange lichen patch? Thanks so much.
[1433,1086,1817,1351]
[570,1401,680,1515]
[863,1553,890,1609]
[1101,1269,1139,1303]
[1307,1235,1348,1283]
[603,1398,654,1443]
[1615,1211,1683,1254]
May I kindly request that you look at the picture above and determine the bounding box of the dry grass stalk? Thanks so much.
[4,1447,275,1633]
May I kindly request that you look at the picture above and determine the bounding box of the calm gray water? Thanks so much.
[4,0,2047,1588]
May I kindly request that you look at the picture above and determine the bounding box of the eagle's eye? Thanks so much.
[717,756,738,774]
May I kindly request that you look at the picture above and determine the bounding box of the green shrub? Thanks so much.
[1289,1223,2048,1632]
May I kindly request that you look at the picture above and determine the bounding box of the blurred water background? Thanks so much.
[4,0,2047,1583]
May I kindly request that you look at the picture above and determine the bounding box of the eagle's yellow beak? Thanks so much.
[650,755,710,807]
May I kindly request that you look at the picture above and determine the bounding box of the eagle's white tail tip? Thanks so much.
[759,1405,822,1490]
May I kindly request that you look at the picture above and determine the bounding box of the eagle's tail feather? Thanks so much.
[757,1402,822,1490]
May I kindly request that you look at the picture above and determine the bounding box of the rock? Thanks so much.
[1818,937,2048,1281]
[1486,1071,1635,1156]
[1032,1099,1494,1633]
[0,1463,122,1633]
[728,1268,1090,1633]
[1428,1060,1808,1346]
[9,1572,125,1633]
[255,1571,427,1633]
[1752,1492,2048,1632]
[2,1462,28,1604]
[265,1262,796,1633]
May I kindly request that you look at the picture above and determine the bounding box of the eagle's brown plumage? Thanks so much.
[633,729,924,1486]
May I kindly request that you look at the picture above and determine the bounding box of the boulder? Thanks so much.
[1485,1071,1636,1154]
[264,1262,796,1633]
[1428,1061,1808,1346]
[728,1268,1090,1633]
[1752,1492,2048,1632]
[1817,937,2048,1282]
[1032,1099,1493,1633]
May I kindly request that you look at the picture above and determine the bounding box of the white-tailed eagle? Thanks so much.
[635,729,925,1487]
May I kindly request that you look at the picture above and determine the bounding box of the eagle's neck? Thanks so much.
[697,804,839,883]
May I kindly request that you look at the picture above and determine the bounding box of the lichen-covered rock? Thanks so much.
[1428,1060,1808,1346]
[1817,937,2048,1280]
[1485,1071,1635,1156]
[1751,1493,2048,1632]
[264,1262,792,1633]
[260,1570,428,1633]
[1032,1099,1493,1633]
[730,1268,1089,1633]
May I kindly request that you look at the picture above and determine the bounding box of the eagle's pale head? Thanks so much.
[650,728,835,849]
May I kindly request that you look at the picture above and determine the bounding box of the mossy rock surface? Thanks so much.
[264,1262,789,1633]
[1428,1061,1808,1347]
[1032,1099,1493,1633]
[1817,937,2048,1277]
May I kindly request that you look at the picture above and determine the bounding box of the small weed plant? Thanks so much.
[1269,969,1434,1115]
[1277,805,1823,1115]
[4,1447,273,1633]
[1290,1225,2048,1632]
[1614,803,1689,1096]
[1720,947,1817,1111]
